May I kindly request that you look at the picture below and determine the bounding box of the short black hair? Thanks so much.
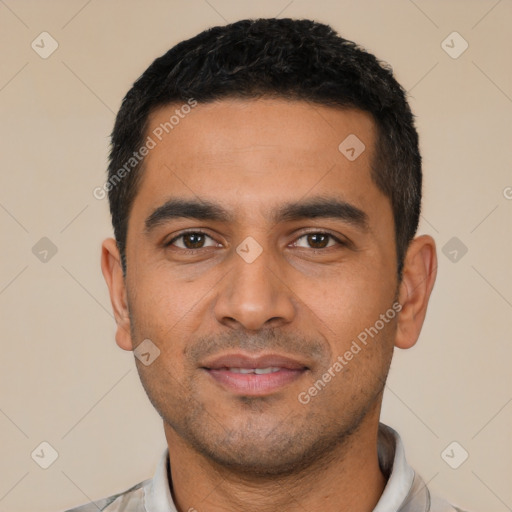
[107,17,422,278]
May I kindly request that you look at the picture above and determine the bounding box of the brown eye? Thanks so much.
[294,232,340,249]
[167,231,217,250]
[307,233,329,248]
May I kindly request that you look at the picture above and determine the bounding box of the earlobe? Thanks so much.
[395,235,437,350]
[100,238,134,351]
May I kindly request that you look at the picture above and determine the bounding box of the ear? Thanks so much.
[100,238,134,351]
[395,235,437,350]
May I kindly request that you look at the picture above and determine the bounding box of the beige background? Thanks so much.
[1,1,511,511]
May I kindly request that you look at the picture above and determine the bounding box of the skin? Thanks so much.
[101,98,437,512]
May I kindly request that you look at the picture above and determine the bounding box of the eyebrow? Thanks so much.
[144,196,369,233]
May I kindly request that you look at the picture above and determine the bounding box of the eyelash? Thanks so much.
[165,229,347,252]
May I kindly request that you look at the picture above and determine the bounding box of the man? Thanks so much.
[70,17,466,512]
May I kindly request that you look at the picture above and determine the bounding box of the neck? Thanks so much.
[164,408,387,512]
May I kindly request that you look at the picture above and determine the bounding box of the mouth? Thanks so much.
[201,353,309,396]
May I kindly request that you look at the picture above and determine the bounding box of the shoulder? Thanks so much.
[429,494,470,512]
[63,479,150,512]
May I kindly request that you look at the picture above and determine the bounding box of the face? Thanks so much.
[108,99,406,476]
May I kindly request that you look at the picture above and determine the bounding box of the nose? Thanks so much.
[213,243,296,331]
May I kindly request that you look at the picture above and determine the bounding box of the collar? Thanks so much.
[373,423,426,511]
[146,423,424,512]
[145,448,176,511]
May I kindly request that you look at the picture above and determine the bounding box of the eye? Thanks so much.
[165,230,345,252]
[166,231,218,250]
[293,232,343,250]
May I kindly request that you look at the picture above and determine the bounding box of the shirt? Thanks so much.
[65,423,467,512]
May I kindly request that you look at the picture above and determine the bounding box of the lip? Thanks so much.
[201,352,309,396]
[201,352,309,371]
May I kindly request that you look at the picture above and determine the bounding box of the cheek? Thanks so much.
[129,263,189,319]
[127,269,209,359]
[295,264,394,338]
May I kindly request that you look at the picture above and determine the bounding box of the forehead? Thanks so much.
[130,98,388,228]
